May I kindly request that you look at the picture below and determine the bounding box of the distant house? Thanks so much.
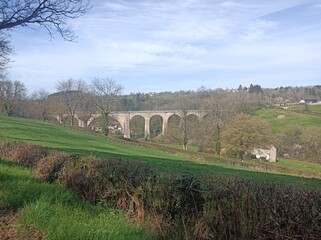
[299,98,318,104]
[252,145,277,162]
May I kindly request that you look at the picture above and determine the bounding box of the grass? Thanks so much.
[0,158,152,240]
[269,158,321,174]
[288,104,321,113]
[255,107,321,134]
[1,116,321,188]
[157,143,199,151]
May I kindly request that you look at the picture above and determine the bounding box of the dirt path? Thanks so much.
[0,209,45,240]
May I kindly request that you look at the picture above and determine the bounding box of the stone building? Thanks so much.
[252,145,277,162]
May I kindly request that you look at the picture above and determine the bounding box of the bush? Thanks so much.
[196,175,321,239]
[1,142,48,168]
[33,146,321,239]
[205,149,216,155]
[58,156,156,210]
[0,140,18,157]
[34,151,70,182]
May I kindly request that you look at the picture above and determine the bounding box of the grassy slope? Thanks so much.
[272,158,321,173]
[288,104,321,112]
[1,116,321,188]
[0,158,151,240]
[255,107,321,134]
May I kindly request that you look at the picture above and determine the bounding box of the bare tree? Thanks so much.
[31,89,50,121]
[0,80,26,116]
[0,0,91,41]
[180,110,195,150]
[0,36,11,78]
[56,79,87,127]
[77,92,96,128]
[90,78,123,136]
[0,0,91,76]
[164,97,199,150]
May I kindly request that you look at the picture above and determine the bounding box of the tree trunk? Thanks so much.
[101,112,109,136]
[4,104,13,117]
[70,115,74,127]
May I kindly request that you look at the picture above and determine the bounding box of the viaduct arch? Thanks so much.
[58,110,208,139]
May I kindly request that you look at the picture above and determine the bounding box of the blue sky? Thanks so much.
[9,0,321,94]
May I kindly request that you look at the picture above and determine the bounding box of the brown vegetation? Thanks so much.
[1,141,321,239]
[0,141,48,168]
[0,212,45,240]
[34,151,70,183]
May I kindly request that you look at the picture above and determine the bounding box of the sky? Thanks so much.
[8,0,321,94]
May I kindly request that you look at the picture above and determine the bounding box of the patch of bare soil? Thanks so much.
[277,114,285,119]
[0,208,45,240]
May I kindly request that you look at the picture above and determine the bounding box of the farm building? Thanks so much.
[252,145,277,162]
[299,98,318,104]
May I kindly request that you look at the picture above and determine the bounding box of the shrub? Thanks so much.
[205,149,216,155]
[34,151,70,182]
[58,155,98,201]
[53,153,321,239]
[143,174,205,238]
[0,140,19,157]
[3,143,48,168]
[195,175,321,239]
[58,156,156,209]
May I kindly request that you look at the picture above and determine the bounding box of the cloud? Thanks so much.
[241,20,278,41]
[9,0,321,93]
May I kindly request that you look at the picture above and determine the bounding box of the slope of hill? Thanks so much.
[255,105,321,134]
[1,116,321,188]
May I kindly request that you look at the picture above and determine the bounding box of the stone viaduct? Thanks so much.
[58,110,208,139]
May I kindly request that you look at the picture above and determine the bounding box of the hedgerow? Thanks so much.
[1,141,321,239]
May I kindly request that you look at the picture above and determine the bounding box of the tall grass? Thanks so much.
[18,197,151,240]
[0,158,152,240]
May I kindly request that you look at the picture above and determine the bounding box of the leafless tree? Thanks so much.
[0,79,26,116]
[165,97,199,150]
[0,0,91,76]
[31,89,50,121]
[0,36,11,78]
[90,78,123,136]
[77,92,96,128]
[56,78,87,127]
[0,0,91,41]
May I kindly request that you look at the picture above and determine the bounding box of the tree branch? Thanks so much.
[0,0,91,41]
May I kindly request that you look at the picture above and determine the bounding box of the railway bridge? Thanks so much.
[58,110,208,139]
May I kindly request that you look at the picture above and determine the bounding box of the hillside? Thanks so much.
[1,116,321,188]
[255,105,321,134]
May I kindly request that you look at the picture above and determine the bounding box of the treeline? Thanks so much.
[118,85,321,111]
[1,141,321,239]
[1,79,320,119]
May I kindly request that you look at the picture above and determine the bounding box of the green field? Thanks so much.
[1,116,321,188]
[255,107,321,134]
[288,104,321,113]
[270,157,321,173]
